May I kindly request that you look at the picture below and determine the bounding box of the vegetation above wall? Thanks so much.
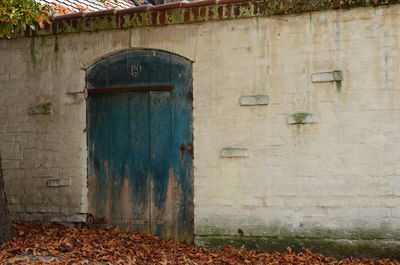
[0,0,52,38]
[0,0,118,38]
[3,0,400,39]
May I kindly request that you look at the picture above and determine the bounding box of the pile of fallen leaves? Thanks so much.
[0,223,398,264]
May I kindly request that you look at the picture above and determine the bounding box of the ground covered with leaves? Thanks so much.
[0,223,398,265]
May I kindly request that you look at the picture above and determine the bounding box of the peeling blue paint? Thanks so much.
[87,50,193,242]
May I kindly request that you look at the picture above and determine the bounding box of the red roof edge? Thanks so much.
[55,11,86,20]
[12,0,400,38]
[52,0,246,20]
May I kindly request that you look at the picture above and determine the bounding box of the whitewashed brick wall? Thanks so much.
[193,6,400,241]
[0,4,399,245]
[0,37,88,222]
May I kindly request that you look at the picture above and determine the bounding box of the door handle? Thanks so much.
[187,143,194,159]
[179,143,186,158]
[179,143,193,159]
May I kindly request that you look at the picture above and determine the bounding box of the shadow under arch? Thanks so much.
[85,49,193,88]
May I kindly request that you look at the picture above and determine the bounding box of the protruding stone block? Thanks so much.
[311,71,342,83]
[47,178,71,187]
[28,102,52,114]
[66,92,85,105]
[220,148,249,158]
[239,95,269,106]
[287,112,316,124]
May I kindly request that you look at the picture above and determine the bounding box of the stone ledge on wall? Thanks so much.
[220,148,249,158]
[28,102,53,115]
[47,178,71,187]
[312,71,343,83]
[239,95,269,106]
[287,112,316,125]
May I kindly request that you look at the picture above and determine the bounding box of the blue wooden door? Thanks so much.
[87,50,193,242]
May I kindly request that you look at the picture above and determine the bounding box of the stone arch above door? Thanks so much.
[86,49,192,89]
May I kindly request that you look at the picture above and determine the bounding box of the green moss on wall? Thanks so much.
[28,102,53,114]
[195,236,400,259]
[30,37,36,65]
[19,0,400,39]
[292,112,309,124]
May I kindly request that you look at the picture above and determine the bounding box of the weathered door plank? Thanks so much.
[126,92,151,232]
[169,55,194,242]
[87,50,193,241]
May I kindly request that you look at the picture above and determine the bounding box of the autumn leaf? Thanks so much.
[0,223,398,265]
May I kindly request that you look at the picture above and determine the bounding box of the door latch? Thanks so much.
[187,143,194,159]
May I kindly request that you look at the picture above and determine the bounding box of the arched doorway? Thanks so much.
[86,50,193,242]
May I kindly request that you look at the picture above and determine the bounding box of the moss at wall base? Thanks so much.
[195,236,400,260]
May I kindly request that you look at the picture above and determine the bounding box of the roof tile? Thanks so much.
[38,0,136,14]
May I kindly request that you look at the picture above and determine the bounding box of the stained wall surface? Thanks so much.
[1,3,400,257]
